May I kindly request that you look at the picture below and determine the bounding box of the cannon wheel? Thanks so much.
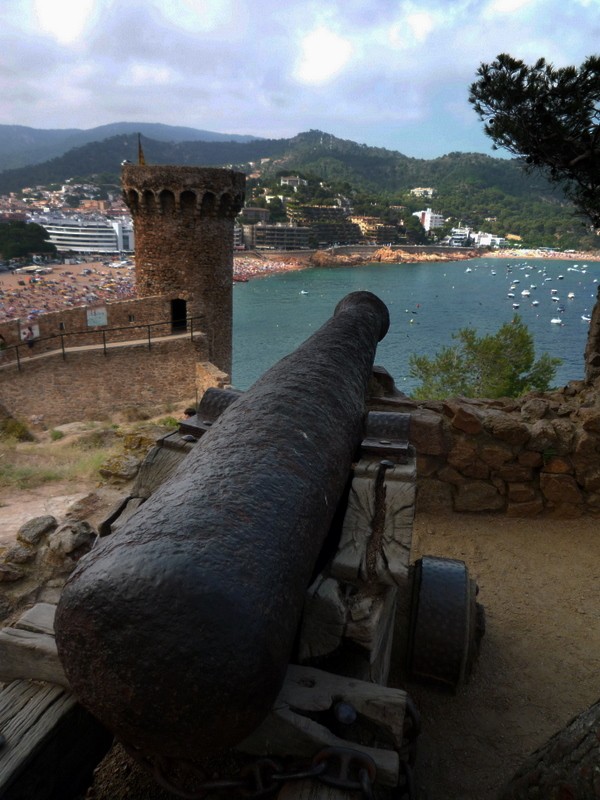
[406,556,485,691]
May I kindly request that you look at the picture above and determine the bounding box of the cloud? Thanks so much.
[293,27,353,84]
[33,0,99,45]
[1,0,600,157]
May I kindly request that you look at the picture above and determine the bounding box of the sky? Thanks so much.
[2,0,600,159]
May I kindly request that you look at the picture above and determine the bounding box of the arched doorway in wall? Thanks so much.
[171,298,187,332]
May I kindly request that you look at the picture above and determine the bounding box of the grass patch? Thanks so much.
[0,438,121,490]
[0,462,64,489]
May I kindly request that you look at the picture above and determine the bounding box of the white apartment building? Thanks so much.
[413,207,445,232]
[29,214,135,253]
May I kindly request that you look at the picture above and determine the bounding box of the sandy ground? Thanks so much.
[2,481,599,799]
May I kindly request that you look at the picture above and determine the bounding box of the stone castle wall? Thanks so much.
[0,336,212,426]
[372,378,600,517]
[0,296,179,358]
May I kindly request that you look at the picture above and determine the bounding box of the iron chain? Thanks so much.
[128,744,382,799]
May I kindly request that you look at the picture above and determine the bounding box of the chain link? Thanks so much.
[123,741,384,798]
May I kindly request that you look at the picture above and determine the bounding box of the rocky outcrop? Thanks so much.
[0,514,98,622]
[308,247,478,268]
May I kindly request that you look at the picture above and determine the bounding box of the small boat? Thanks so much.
[521,289,530,297]
[512,303,520,309]
[551,318,563,324]
[465,267,472,273]
[551,288,558,294]
[558,275,564,280]
[491,270,496,275]
[507,292,515,298]
[557,305,566,312]
[582,314,591,322]
[532,300,539,306]
[299,290,309,295]
[551,296,560,302]
[567,292,575,299]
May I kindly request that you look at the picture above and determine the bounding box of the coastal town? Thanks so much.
[1,174,600,323]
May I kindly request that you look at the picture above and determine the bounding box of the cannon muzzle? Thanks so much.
[54,291,390,764]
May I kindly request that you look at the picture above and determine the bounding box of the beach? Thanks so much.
[1,247,599,323]
[0,255,311,323]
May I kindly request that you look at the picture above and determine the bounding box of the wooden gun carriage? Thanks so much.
[0,292,483,799]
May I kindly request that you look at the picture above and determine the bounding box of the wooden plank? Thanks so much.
[14,603,56,636]
[238,665,405,788]
[332,458,415,587]
[0,680,112,800]
[298,577,347,661]
[0,628,68,688]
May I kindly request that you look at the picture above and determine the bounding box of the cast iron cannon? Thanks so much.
[54,291,390,767]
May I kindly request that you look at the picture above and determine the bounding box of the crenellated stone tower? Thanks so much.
[121,165,246,375]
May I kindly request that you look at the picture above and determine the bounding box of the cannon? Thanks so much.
[54,291,391,766]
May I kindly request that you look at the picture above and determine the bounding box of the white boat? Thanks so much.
[521,289,530,297]
[551,318,563,324]
[465,267,472,273]
[532,300,539,306]
[512,303,520,309]
[299,290,309,295]
[582,314,591,322]
[507,292,515,298]
[568,292,575,299]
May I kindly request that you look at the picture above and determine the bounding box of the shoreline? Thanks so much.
[2,247,600,323]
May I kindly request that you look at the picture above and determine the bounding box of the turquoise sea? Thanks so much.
[232,257,599,394]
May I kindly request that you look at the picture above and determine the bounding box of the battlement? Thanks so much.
[122,165,245,219]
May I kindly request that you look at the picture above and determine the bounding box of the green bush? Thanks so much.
[50,429,65,441]
[157,416,179,429]
[0,418,34,442]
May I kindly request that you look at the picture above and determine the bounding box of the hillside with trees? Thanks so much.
[0,128,596,250]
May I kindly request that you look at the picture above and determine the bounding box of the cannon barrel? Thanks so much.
[54,291,390,764]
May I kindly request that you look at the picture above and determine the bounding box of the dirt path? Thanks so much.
[407,512,600,799]
[2,480,599,798]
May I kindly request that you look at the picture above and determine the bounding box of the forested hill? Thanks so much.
[0,122,260,172]
[0,128,552,198]
[0,128,589,249]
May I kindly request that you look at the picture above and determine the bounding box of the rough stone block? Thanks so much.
[506,498,544,517]
[507,483,537,503]
[482,410,530,445]
[539,473,582,505]
[415,478,453,512]
[454,481,504,512]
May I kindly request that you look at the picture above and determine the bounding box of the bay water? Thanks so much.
[232,257,598,394]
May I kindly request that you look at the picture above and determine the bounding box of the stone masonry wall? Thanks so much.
[0,296,186,360]
[122,165,246,375]
[372,377,600,517]
[0,336,210,426]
